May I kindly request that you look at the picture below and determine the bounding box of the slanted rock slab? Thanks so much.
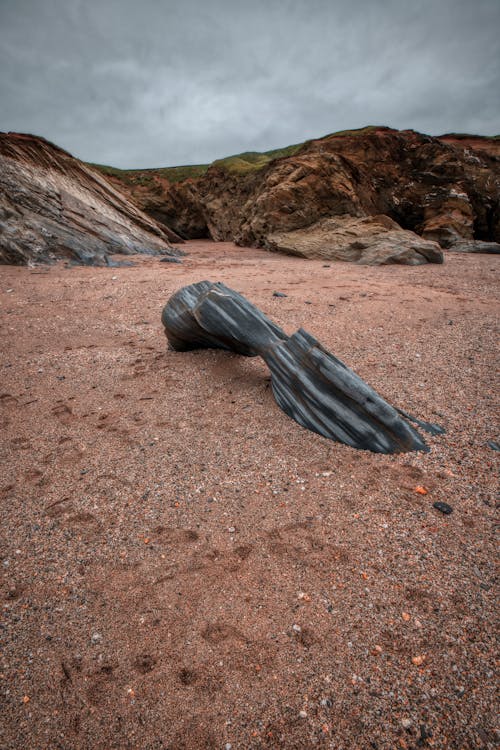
[266,214,443,265]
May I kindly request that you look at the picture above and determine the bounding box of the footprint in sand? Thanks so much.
[65,511,101,533]
[58,441,85,466]
[201,621,248,645]
[11,437,32,450]
[85,663,118,706]
[266,521,349,569]
[178,667,198,685]
[133,653,157,674]
[0,393,19,427]
[52,401,76,425]
[0,393,18,407]
[153,526,200,545]
[44,497,75,518]
[24,467,44,483]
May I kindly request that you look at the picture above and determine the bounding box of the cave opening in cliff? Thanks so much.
[386,206,425,236]
[148,211,210,240]
[474,203,500,243]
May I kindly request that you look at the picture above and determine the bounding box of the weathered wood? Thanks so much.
[162,281,443,453]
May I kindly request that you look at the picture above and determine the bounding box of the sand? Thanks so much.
[1,241,498,749]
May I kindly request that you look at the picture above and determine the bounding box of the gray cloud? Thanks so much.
[1,0,499,167]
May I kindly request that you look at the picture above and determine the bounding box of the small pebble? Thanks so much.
[299,710,307,719]
[91,632,102,644]
[486,440,499,451]
[273,291,287,298]
[433,501,453,515]
[401,718,412,729]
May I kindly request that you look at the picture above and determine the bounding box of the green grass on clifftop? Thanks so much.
[89,141,305,183]
[89,162,209,186]
[91,125,497,186]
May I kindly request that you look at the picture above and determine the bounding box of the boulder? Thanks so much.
[266,215,443,265]
[448,240,500,254]
[162,281,444,453]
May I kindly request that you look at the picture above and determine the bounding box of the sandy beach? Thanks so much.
[1,240,498,749]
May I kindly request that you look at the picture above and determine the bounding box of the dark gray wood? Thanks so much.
[162,281,443,453]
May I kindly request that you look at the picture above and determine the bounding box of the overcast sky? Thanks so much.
[1,0,499,168]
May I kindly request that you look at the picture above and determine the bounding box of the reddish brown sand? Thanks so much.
[1,241,498,750]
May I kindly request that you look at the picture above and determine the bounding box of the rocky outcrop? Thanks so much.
[0,133,182,265]
[100,170,209,240]
[448,240,500,254]
[162,281,444,453]
[266,215,443,265]
[419,187,475,247]
[104,127,499,264]
[438,133,500,160]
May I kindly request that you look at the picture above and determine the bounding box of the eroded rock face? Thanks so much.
[420,188,475,247]
[110,127,499,263]
[266,215,443,265]
[0,133,181,265]
[102,171,209,240]
[438,133,500,160]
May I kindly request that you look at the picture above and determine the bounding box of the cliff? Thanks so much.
[0,133,182,265]
[96,127,499,264]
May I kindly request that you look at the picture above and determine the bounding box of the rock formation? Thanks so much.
[0,133,183,265]
[97,127,500,262]
[266,214,443,265]
[162,281,444,453]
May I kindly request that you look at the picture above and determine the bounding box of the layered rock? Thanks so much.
[438,133,500,160]
[448,240,500,254]
[162,281,444,453]
[266,215,443,265]
[0,133,182,265]
[100,127,499,264]
[100,169,209,240]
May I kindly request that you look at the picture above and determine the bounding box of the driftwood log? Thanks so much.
[161,281,443,454]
